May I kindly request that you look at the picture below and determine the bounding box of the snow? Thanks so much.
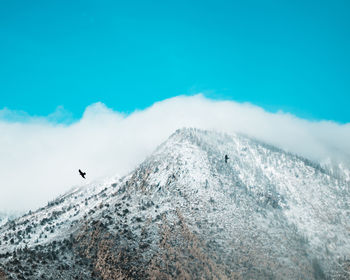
[0,128,349,278]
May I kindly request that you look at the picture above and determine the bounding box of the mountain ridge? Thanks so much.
[0,128,349,279]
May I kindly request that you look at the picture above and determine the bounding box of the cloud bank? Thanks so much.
[1,95,349,212]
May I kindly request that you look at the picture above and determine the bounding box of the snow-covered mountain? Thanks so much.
[0,128,349,279]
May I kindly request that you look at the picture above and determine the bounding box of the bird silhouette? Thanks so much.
[225,154,229,163]
[79,169,86,179]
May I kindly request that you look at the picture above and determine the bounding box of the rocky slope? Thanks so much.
[0,128,349,279]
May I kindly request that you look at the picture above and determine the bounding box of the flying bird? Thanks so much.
[79,169,86,179]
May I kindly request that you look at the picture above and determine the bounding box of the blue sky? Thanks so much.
[1,0,349,122]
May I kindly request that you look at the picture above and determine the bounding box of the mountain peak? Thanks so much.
[1,129,349,279]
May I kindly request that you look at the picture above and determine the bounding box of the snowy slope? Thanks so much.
[0,212,22,228]
[0,128,349,279]
[0,217,7,229]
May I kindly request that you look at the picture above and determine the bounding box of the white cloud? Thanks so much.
[0,95,349,212]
